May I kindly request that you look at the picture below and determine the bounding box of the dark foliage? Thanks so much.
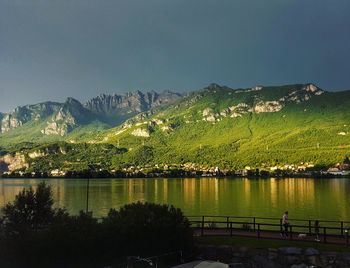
[1,182,68,237]
[0,184,193,268]
[102,202,193,258]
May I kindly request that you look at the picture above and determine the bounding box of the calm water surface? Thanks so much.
[0,177,349,220]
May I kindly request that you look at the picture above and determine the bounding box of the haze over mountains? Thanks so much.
[1,83,350,173]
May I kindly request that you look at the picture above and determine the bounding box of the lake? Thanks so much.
[0,177,349,221]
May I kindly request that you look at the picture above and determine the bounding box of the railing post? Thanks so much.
[257,223,260,238]
[201,216,204,236]
[308,220,311,235]
[289,225,293,240]
[279,219,282,233]
[341,221,344,236]
[253,217,256,232]
[230,222,233,237]
[227,217,229,230]
[323,227,327,243]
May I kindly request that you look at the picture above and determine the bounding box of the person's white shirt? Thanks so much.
[282,213,288,224]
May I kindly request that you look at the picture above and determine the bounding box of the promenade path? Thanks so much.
[189,216,350,246]
[193,228,349,245]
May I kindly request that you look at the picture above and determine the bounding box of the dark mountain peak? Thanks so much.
[65,97,82,106]
[206,83,222,90]
[84,90,182,116]
[61,98,87,118]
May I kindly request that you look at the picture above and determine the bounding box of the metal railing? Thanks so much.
[188,215,350,245]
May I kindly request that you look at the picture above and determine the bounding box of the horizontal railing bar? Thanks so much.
[189,221,348,231]
[187,215,350,224]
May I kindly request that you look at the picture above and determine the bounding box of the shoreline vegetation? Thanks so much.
[1,168,349,179]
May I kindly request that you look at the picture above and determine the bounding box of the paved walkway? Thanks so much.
[193,228,349,246]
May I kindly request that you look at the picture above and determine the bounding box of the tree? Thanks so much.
[103,202,193,257]
[1,182,67,236]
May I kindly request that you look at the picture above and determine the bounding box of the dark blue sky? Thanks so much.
[1,0,350,112]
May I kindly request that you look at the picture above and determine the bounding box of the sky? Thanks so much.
[1,0,350,112]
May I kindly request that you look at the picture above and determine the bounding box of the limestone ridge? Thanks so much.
[84,90,182,114]
[0,90,182,136]
[42,98,94,136]
[198,83,324,122]
[0,102,62,133]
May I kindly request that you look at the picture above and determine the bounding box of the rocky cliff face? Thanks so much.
[193,83,324,123]
[0,153,28,172]
[0,90,183,137]
[84,90,182,115]
[279,83,324,103]
[42,98,93,136]
[0,102,62,133]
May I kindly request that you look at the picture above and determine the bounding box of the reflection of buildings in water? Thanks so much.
[127,179,134,203]
[281,178,315,209]
[328,179,343,203]
[127,179,144,203]
[214,178,219,204]
[56,179,87,214]
[270,178,278,209]
[51,179,63,208]
[154,179,159,203]
[154,178,168,204]
[327,179,348,220]
[198,178,219,213]
[284,179,296,203]
[163,178,168,202]
[183,178,196,206]
[243,178,251,207]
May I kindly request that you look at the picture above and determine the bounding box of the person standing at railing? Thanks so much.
[314,220,320,242]
[281,211,289,238]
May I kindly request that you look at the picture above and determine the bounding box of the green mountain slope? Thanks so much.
[100,83,350,169]
[1,83,350,173]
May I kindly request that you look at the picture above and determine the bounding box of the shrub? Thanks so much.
[102,202,193,257]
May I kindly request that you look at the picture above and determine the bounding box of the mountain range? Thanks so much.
[1,83,350,173]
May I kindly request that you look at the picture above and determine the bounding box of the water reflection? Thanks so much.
[0,178,349,220]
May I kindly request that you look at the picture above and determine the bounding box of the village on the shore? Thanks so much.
[1,157,350,179]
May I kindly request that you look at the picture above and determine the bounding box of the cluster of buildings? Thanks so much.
[2,159,350,178]
[323,162,350,176]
